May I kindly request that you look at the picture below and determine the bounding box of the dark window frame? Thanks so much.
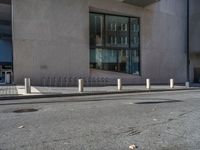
[89,12,141,75]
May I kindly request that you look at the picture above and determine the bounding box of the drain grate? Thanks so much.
[13,108,38,113]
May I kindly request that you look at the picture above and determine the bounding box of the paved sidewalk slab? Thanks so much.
[0,85,199,100]
[34,85,191,95]
[0,86,18,96]
[16,86,41,95]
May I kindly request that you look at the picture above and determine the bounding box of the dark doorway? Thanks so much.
[194,68,200,83]
[0,0,13,84]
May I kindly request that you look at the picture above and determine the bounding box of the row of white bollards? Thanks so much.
[78,78,123,92]
[24,78,179,94]
[146,78,174,90]
[78,78,175,92]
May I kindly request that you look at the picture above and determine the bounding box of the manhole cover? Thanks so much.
[13,108,38,113]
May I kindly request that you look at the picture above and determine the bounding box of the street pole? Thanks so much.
[186,0,190,87]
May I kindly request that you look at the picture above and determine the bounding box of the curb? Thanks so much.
[0,87,199,101]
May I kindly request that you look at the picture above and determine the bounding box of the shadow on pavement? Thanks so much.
[135,100,183,104]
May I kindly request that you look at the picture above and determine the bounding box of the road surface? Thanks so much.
[0,90,200,150]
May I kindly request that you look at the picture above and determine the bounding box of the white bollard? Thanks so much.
[78,79,84,92]
[185,81,190,88]
[24,78,31,94]
[117,78,122,91]
[170,79,174,88]
[146,79,151,89]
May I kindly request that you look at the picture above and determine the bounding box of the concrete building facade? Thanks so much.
[0,0,199,85]
[190,0,200,83]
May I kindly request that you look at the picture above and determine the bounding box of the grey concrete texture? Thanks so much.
[0,86,18,95]
[30,85,196,95]
[1,90,200,149]
[122,0,161,7]
[12,0,188,85]
[12,0,90,85]
[0,84,199,101]
[189,0,200,82]
[190,0,200,53]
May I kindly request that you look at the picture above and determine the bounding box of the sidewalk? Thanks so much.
[0,84,199,100]
[0,86,18,96]
[18,85,198,95]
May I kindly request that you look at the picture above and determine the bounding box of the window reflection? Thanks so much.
[90,13,140,75]
[105,15,129,48]
[90,49,118,71]
[90,14,104,47]
[130,18,140,48]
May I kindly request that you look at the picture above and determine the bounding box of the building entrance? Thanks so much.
[0,0,13,85]
[0,65,12,84]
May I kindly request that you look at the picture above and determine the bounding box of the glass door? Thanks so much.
[5,71,11,84]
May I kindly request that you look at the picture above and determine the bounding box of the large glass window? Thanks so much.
[90,14,104,47]
[90,13,140,75]
[105,15,129,48]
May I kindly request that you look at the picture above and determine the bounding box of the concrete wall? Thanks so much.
[189,0,200,82]
[12,0,90,85]
[190,0,200,53]
[190,54,200,82]
[12,0,187,85]
[90,0,187,84]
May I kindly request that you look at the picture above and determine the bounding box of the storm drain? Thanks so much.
[13,108,38,113]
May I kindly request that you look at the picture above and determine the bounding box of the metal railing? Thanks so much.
[41,77,112,87]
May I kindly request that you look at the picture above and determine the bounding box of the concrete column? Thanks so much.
[117,78,122,91]
[24,78,31,94]
[170,79,174,88]
[146,79,151,90]
[78,79,84,92]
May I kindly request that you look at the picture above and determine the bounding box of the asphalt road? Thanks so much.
[0,90,200,150]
